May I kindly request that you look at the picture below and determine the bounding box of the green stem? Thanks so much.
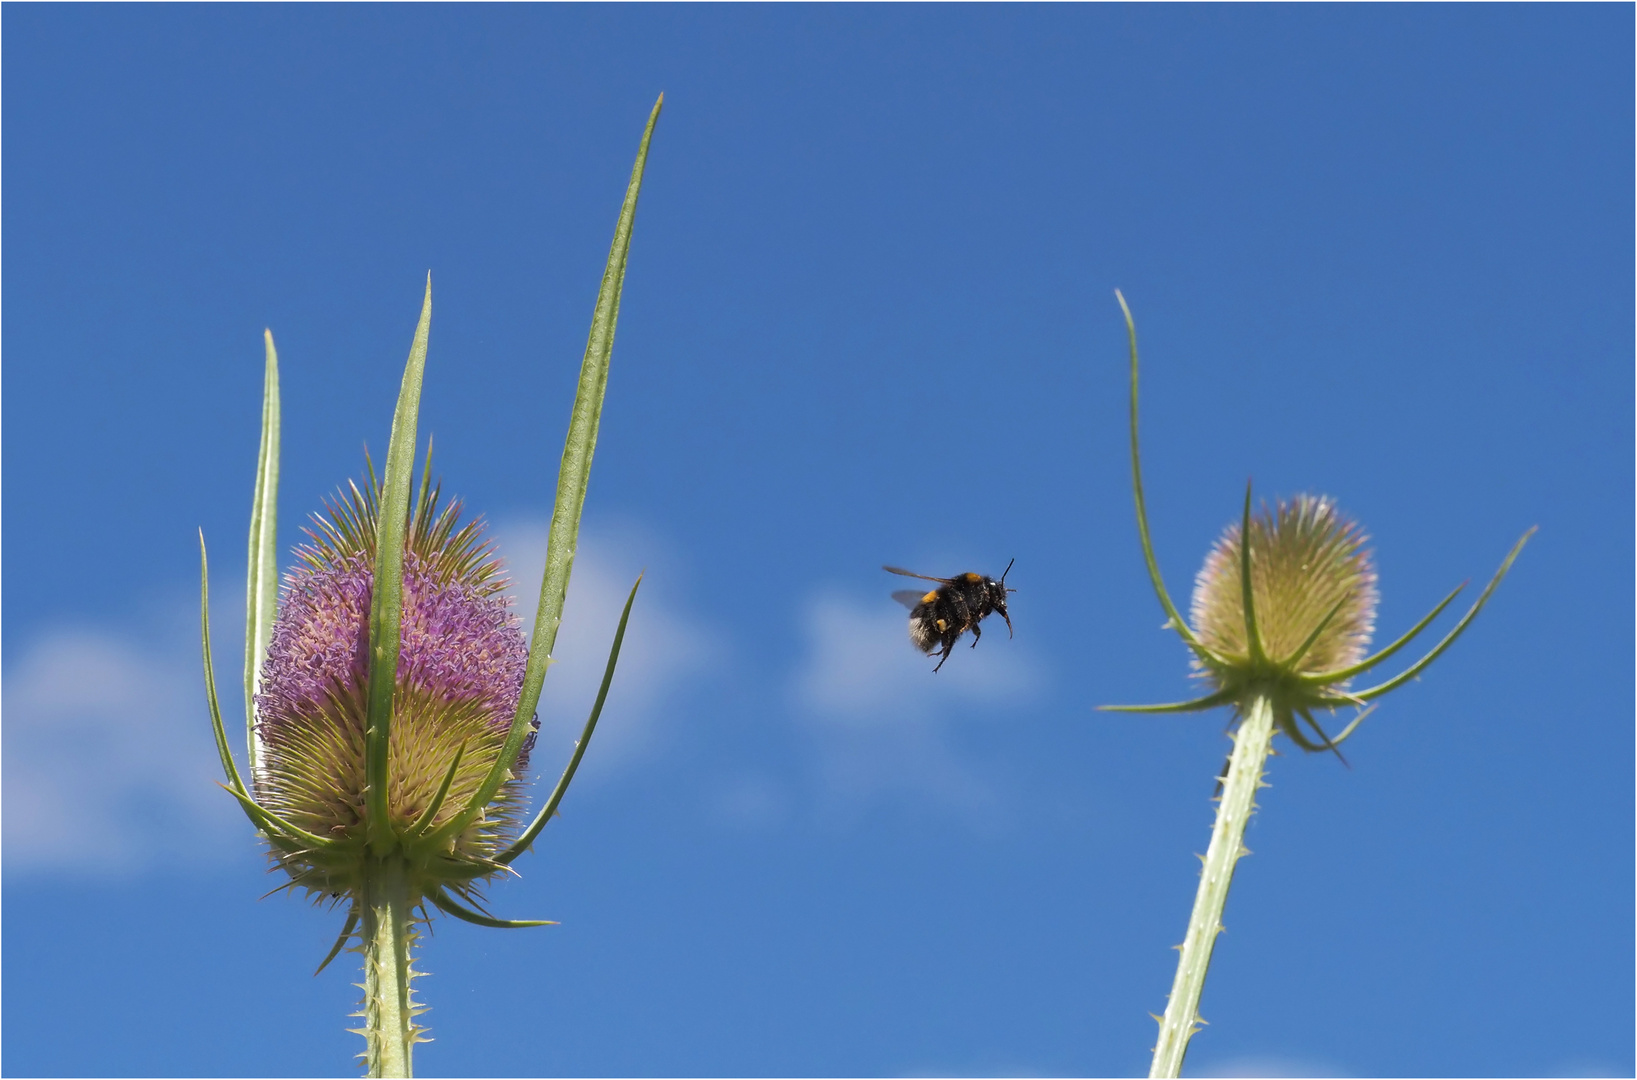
[1149,692,1276,1079]
[359,857,421,1078]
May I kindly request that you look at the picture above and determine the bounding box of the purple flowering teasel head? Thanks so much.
[198,97,662,1079]
[254,473,536,884]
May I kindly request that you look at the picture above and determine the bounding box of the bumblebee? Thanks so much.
[884,560,1015,672]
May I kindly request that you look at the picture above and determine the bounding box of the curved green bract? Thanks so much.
[1115,291,1222,669]
[407,741,466,838]
[245,330,281,773]
[314,907,360,976]
[499,574,641,865]
[206,529,345,861]
[1284,707,1347,765]
[365,276,433,851]
[1281,589,1354,670]
[1298,582,1464,685]
[200,532,249,797]
[426,886,555,929]
[220,783,345,856]
[1325,704,1374,745]
[1237,483,1266,664]
[1350,528,1534,702]
[1098,688,1238,715]
[417,854,513,883]
[432,94,663,850]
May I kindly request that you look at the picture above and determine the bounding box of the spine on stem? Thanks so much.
[1149,693,1276,1079]
[358,858,422,1079]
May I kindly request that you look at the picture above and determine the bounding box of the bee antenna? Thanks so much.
[998,558,1015,587]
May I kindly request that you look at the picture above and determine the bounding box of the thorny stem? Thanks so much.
[1149,692,1276,1079]
[359,857,422,1078]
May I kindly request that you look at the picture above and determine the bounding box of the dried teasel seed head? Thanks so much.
[1190,494,1378,684]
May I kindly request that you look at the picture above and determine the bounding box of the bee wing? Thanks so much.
[891,589,928,610]
[883,565,953,584]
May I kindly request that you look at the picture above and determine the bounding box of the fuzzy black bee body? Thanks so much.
[885,560,1015,672]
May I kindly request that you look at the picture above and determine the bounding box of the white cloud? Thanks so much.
[792,591,1043,822]
[3,605,248,874]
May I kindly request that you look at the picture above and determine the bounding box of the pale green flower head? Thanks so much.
[1193,495,1378,678]
[1103,290,1533,753]
[1188,493,1378,707]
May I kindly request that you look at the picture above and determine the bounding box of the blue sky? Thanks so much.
[3,6,1630,1078]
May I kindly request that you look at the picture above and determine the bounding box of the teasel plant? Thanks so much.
[1102,291,1534,1079]
[197,96,662,1078]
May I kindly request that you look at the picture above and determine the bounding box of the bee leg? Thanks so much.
[931,637,955,673]
[970,621,982,648]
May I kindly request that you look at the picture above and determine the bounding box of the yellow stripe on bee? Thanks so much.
[963,572,983,582]
[921,590,939,604]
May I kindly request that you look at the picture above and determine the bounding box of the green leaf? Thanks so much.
[434,95,662,847]
[499,574,641,865]
[365,276,433,850]
[244,329,281,774]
